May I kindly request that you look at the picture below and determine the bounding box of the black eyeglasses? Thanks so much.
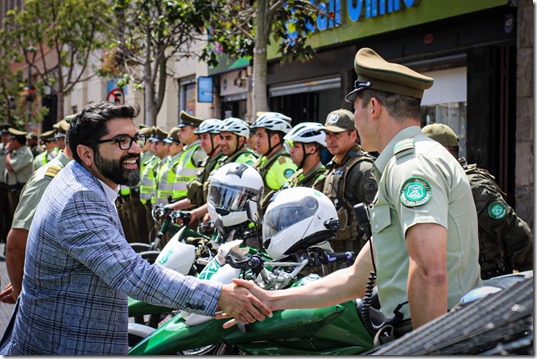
[93,134,147,150]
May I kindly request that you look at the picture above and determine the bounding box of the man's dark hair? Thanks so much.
[359,89,421,122]
[11,136,26,146]
[67,101,140,163]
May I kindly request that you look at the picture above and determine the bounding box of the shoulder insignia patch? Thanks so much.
[400,177,431,207]
[394,138,415,158]
[284,168,295,179]
[45,165,61,178]
[278,156,287,164]
[488,201,507,219]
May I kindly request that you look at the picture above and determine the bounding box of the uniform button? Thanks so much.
[375,224,379,229]
[200,305,206,310]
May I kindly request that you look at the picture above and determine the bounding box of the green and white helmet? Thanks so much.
[194,119,222,134]
[250,112,292,134]
[219,117,250,138]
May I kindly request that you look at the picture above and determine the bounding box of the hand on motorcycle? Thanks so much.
[0,283,16,304]
[216,280,273,325]
[218,278,274,329]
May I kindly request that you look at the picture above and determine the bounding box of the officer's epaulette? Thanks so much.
[393,138,415,159]
[44,165,61,178]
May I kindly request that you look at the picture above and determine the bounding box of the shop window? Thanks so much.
[179,80,196,116]
[421,101,467,159]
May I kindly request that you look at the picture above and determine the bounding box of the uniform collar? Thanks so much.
[374,126,422,176]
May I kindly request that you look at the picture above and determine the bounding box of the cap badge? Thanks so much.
[327,113,340,124]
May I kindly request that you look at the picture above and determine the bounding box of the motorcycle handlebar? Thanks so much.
[324,251,354,263]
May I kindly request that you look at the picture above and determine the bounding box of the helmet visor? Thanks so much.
[263,196,319,240]
[208,180,261,212]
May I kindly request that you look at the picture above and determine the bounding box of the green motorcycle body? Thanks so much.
[129,299,374,355]
[128,225,210,318]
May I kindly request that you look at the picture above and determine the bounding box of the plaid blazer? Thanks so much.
[0,161,221,355]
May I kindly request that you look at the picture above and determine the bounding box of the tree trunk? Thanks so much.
[143,27,156,126]
[253,0,269,116]
[56,90,65,122]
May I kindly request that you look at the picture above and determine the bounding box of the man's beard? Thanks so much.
[94,151,140,187]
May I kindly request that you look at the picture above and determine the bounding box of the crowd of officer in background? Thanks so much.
[0,101,533,303]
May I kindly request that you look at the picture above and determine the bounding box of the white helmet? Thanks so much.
[219,117,251,138]
[207,163,264,227]
[194,119,222,134]
[263,187,338,260]
[250,112,292,134]
[283,122,326,147]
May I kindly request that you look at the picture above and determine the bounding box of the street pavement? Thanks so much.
[0,243,15,337]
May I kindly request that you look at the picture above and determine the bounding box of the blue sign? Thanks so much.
[197,77,213,103]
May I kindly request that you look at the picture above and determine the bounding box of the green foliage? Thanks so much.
[201,0,318,67]
[3,0,114,121]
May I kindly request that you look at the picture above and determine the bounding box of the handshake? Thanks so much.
[215,279,275,329]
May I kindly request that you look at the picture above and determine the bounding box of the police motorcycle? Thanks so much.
[128,162,267,338]
[128,186,364,355]
[129,185,534,355]
[128,205,212,328]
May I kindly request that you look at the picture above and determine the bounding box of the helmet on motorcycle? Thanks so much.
[263,187,339,260]
[250,112,292,134]
[194,119,222,135]
[219,117,250,138]
[283,122,326,147]
[207,162,264,227]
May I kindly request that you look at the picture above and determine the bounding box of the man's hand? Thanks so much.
[216,279,272,326]
[217,279,274,329]
[0,283,16,304]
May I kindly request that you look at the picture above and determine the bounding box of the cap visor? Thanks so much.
[321,125,347,133]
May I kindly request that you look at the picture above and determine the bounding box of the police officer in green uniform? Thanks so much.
[422,123,533,279]
[320,109,378,256]
[167,119,224,227]
[156,127,184,206]
[219,117,258,166]
[172,112,207,204]
[33,130,59,171]
[229,48,483,336]
[128,125,154,243]
[250,112,297,212]
[0,138,73,304]
[4,128,34,222]
[283,122,327,191]
[26,132,42,157]
[140,127,168,242]
[53,118,70,150]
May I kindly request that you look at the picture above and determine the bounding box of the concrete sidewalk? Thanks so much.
[0,243,15,337]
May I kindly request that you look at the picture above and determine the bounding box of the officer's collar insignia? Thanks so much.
[400,177,431,207]
[488,201,507,219]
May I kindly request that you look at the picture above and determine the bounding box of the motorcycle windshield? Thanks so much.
[208,180,261,212]
[263,196,318,240]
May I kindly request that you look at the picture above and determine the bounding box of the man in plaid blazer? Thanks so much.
[0,101,270,355]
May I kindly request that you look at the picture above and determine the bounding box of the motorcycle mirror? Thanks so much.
[245,199,262,225]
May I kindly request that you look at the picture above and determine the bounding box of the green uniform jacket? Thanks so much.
[5,145,34,187]
[371,126,482,320]
[460,158,534,278]
[322,144,377,250]
[12,151,71,230]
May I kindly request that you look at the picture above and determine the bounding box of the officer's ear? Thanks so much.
[77,144,94,167]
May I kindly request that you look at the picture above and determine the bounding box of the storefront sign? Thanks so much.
[197,76,213,103]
